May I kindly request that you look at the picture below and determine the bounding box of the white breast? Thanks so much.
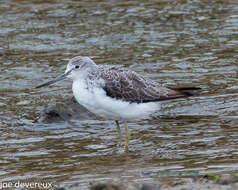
[72,79,160,121]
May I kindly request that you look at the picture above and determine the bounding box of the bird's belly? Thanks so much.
[72,81,159,121]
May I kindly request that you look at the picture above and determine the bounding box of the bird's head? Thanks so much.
[35,56,97,88]
[65,56,97,80]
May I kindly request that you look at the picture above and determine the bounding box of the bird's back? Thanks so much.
[93,65,200,103]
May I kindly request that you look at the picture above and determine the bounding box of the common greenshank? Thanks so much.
[36,56,200,150]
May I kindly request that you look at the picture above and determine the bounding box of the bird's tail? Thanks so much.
[169,87,201,97]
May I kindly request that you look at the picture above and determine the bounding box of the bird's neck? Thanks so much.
[74,68,94,81]
[73,72,97,88]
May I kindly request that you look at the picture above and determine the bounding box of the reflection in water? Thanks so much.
[1,0,238,188]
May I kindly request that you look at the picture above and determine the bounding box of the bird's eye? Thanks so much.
[75,65,79,69]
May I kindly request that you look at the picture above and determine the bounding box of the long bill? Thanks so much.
[35,69,72,88]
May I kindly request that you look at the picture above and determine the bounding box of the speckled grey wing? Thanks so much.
[99,67,189,103]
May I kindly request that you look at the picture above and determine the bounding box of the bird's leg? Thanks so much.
[115,120,122,144]
[124,121,130,151]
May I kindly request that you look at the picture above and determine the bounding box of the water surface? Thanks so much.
[1,0,238,189]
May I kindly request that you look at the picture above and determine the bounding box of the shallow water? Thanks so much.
[1,0,238,189]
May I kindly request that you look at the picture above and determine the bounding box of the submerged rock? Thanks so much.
[90,182,125,190]
[38,96,98,123]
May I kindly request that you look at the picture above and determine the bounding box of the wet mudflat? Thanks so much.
[1,0,238,189]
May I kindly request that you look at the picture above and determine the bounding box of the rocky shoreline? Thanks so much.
[55,173,238,190]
